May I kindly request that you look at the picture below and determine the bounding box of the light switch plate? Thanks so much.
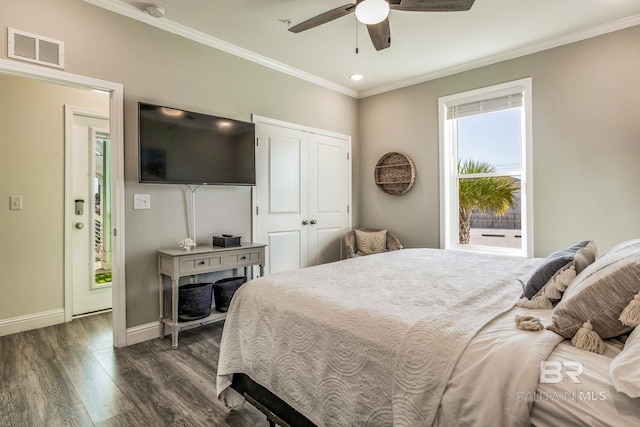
[133,193,150,210]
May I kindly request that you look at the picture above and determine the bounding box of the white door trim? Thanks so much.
[252,114,353,141]
[0,59,126,348]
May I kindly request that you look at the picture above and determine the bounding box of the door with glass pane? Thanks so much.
[70,113,112,316]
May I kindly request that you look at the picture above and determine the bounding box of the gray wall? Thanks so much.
[359,26,640,257]
[0,75,108,319]
[2,0,639,333]
[0,0,359,329]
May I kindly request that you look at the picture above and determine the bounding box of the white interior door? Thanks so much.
[255,119,352,275]
[308,133,350,266]
[70,113,112,316]
[255,123,309,275]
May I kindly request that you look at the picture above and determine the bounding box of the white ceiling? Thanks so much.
[86,0,640,98]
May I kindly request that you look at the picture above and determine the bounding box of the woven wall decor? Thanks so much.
[374,152,416,196]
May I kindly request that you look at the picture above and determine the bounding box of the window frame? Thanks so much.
[438,78,533,257]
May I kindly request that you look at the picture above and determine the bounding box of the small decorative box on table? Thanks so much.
[213,234,241,247]
[157,243,266,349]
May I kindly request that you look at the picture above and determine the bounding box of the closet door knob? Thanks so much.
[302,220,309,225]
[310,219,317,225]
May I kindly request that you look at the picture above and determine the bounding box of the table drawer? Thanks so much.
[225,249,263,267]
[179,255,223,274]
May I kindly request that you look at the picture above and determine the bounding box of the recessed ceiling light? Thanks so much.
[350,74,363,81]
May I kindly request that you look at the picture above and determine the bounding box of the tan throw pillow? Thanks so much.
[354,229,387,255]
[573,241,598,273]
[549,239,640,340]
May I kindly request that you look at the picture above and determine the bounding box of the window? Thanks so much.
[439,78,532,257]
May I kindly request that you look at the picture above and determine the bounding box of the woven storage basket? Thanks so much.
[178,283,213,322]
[213,276,247,312]
[374,152,416,196]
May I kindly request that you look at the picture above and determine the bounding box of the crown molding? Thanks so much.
[84,1,640,100]
[359,14,640,98]
[82,0,359,98]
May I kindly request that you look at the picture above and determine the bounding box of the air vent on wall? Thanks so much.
[8,28,64,69]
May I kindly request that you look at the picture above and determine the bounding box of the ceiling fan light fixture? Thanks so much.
[355,0,390,25]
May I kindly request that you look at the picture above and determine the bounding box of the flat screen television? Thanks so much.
[138,102,255,185]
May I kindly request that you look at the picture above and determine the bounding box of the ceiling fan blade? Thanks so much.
[288,3,357,33]
[389,0,475,12]
[367,18,391,51]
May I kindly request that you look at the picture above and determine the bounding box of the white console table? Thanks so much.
[158,243,266,349]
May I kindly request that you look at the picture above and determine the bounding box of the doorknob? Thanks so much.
[75,222,84,229]
[302,220,309,225]
[310,219,317,225]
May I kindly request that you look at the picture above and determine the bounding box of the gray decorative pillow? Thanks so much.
[549,239,640,340]
[354,229,387,255]
[523,241,595,299]
[535,262,576,301]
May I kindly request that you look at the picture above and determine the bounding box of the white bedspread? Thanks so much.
[216,249,544,426]
[437,307,564,426]
[531,324,640,427]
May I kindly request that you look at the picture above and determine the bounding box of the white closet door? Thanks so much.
[255,119,351,275]
[308,133,349,267]
[255,123,309,274]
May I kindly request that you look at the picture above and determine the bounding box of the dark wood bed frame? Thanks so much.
[231,373,317,427]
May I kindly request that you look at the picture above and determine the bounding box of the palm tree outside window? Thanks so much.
[439,78,533,257]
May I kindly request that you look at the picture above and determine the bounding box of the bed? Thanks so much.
[216,245,640,426]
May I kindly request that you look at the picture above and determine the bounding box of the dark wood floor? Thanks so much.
[0,313,268,426]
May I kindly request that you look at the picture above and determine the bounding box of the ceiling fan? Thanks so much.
[288,0,476,51]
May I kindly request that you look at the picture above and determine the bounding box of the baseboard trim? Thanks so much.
[0,309,65,337]
[125,320,161,346]
[1,314,211,347]
[124,320,219,347]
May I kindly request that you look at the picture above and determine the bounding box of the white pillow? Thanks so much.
[610,326,640,398]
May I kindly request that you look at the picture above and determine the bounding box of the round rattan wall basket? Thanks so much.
[374,152,416,196]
